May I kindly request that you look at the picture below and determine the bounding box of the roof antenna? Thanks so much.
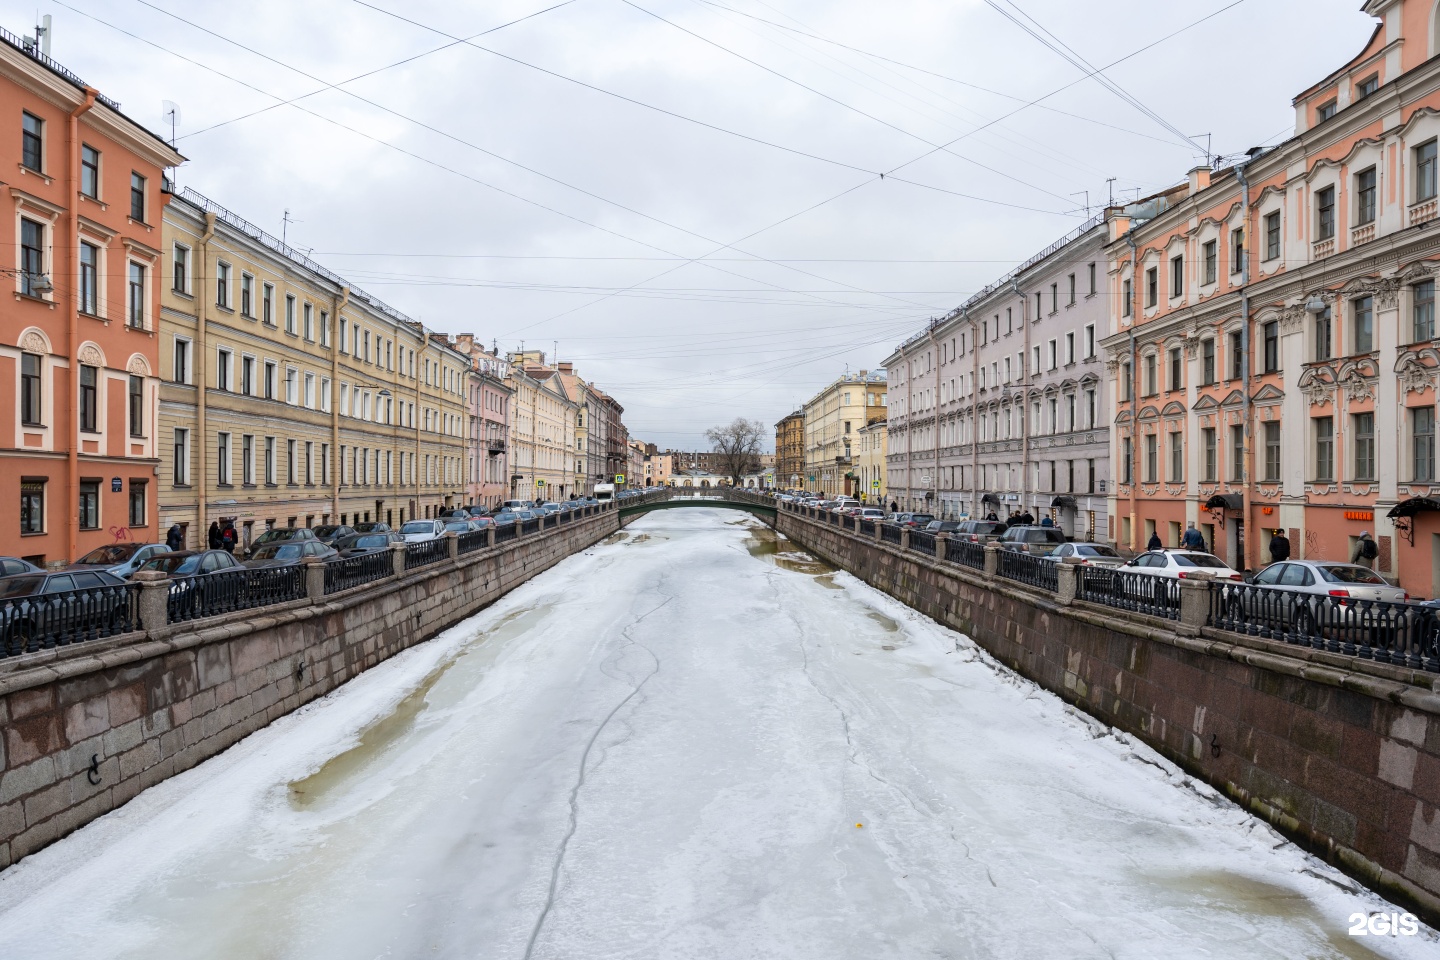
[36,15,51,57]
[282,209,301,245]
[162,101,181,147]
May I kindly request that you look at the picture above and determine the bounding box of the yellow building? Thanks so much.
[855,418,887,505]
[506,351,579,501]
[774,411,804,490]
[158,189,470,549]
[802,371,887,497]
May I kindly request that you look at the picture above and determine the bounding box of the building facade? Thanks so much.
[855,418,887,504]
[801,372,887,496]
[506,352,577,502]
[885,220,1111,535]
[1103,0,1440,595]
[0,36,183,566]
[158,189,470,549]
[775,411,804,489]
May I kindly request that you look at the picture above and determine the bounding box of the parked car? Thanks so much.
[0,557,45,578]
[247,527,318,557]
[137,550,244,577]
[1218,560,1410,637]
[333,531,404,557]
[501,500,532,511]
[899,513,935,529]
[953,520,1007,543]
[245,541,338,568]
[1045,542,1125,567]
[0,570,133,650]
[468,516,496,529]
[443,519,480,536]
[311,525,356,546]
[65,542,172,579]
[997,525,1068,556]
[399,519,446,543]
[924,520,964,534]
[858,508,887,521]
[1121,549,1244,581]
[351,521,392,534]
[539,503,563,515]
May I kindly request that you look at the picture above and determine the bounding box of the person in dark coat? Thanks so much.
[166,523,184,552]
[208,520,223,549]
[1147,530,1163,550]
[1019,511,1034,525]
[1182,522,1207,551]
[1353,531,1378,568]
[1039,515,1053,528]
[985,511,999,522]
[890,501,898,513]
[1268,528,1291,564]
[221,520,237,553]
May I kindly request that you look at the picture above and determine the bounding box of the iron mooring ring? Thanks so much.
[1210,734,1221,759]
[86,753,101,785]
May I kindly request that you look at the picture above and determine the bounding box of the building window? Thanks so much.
[1170,255,1184,298]
[262,283,275,325]
[287,439,297,484]
[1316,186,1336,241]
[1202,240,1217,285]
[128,262,146,328]
[304,372,315,408]
[264,360,276,399]
[1121,437,1133,484]
[130,172,146,222]
[1417,140,1438,202]
[320,310,330,348]
[265,437,276,485]
[1314,307,1332,361]
[241,355,254,395]
[80,144,100,198]
[1356,167,1377,225]
[1145,267,1158,307]
[1201,339,1215,385]
[216,261,231,308]
[1264,212,1280,261]
[1084,324,1094,358]
[173,428,189,485]
[1353,412,1375,481]
[285,367,297,404]
[1414,407,1436,482]
[339,320,348,354]
[1357,74,1379,99]
[1317,100,1337,122]
[1144,434,1158,482]
[1121,361,1131,401]
[1415,281,1436,342]
[1353,296,1373,354]
[303,302,314,341]
[1229,330,1243,380]
[1067,274,1075,304]
[1231,228,1244,274]
[20,218,45,297]
[21,111,43,171]
[79,241,98,315]
[1263,321,1279,373]
[1065,332,1075,365]
[1231,425,1245,481]
[1143,355,1156,396]
[78,480,100,530]
[20,353,42,425]
[1122,278,1132,316]
[217,432,231,485]
[1202,427,1217,481]
[285,294,296,334]
[1314,416,1333,481]
[1263,421,1281,481]
[20,480,44,534]
[1168,347,1182,391]
[217,347,232,391]
[241,273,254,316]
[128,375,144,437]
[79,365,98,433]
[128,481,146,527]
[1169,432,1183,482]
[1088,263,1096,295]
[172,243,188,293]
[173,338,190,384]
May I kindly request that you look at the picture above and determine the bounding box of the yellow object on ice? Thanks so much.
[855,823,863,828]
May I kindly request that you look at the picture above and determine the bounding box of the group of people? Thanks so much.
[205,519,239,554]
[1142,523,1381,572]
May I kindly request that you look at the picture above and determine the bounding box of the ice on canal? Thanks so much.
[0,509,1434,959]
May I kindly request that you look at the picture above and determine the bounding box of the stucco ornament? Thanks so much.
[126,354,150,376]
[1347,276,1400,310]
[1278,306,1306,334]
[19,331,47,354]
[1301,379,1333,406]
[1395,349,1439,395]
[1339,371,1374,401]
[77,343,104,367]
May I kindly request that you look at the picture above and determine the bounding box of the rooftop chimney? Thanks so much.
[1187,166,1211,197]
[558,361,574,374]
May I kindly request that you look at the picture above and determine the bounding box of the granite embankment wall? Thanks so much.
[776,509,1440,925]
[0,511,620,869]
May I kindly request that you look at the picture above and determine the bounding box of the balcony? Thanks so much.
[1411,198,1438,226]
[1312,237,1335,260]
[835,455,852,465]
[1351,222,1376,246]
[487,438,506,453]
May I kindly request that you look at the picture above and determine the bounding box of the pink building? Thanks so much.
[456,336,512,509]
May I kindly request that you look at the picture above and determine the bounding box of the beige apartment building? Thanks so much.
[158,189,470,549]
[856,419,887,504]
[802,371,887,496]
[506,351,578,502]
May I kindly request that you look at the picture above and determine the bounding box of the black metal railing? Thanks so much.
[167,566,307,624]
[1077,568,1181,621]
[494,520,518,543]
[405,538,449,570]
[1210,583,1440,672]
[908,530,937,556]
[858,518,876,537]
[0,582,140,658]
[325,551,393,594]
[946,539,986,570]
[880,524,902,545]
[457,529,490,554]
[997,550,1059,591]
[521,518,541,535]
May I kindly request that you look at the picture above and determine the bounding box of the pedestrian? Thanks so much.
[890,500,898,513]
[1353,530,1378,568]
[165,522,184,552]
[208,520,223,550]
[1268,528,1291,564]
[1020,510,1034,525]
[1040,515,1054,528]
[221,520,237,554]
[1147,530,1163,551]
[985,511,999,522]
[1182,522,1207,551]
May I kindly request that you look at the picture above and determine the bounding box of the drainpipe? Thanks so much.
[195,212,216,541]
[929,323,941,512]
[966,308,978,517]
[1014,278,1029,517]
[1236,159,1254,571]
[901,342,911,509]
[1125,231,1139,551]
[65,89,96,563]
[330,285,349,521]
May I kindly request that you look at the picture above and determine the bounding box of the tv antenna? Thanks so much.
[1070,190,1091,218]
[282,209,301,245]
[161,101,181,147]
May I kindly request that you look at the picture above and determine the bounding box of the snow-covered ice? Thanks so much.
[0,509,1433,959]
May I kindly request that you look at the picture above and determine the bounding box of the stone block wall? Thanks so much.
[777,509,1440,925]
[0,512,619,869]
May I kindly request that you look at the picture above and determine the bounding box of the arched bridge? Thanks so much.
[618,487,776,521]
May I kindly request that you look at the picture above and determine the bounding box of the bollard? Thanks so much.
[133,571,171,634]
[983,543,1001,579]
[1056,558,1083,605]
[390,542,407,579]
[303,557,325,601]
[1177,575,1213,634]
[934,533,949,561]
[445,531,459,562]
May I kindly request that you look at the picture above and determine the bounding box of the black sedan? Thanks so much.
[333,532,404,557]
[0,570,133,655]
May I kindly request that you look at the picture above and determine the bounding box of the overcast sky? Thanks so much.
[7,0,1372,449]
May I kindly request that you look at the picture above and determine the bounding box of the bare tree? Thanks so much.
[705,418,766,485]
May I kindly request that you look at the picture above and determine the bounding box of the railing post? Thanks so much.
[133,571,170,633]
[304,557,326,601]
[487,526,496,549]
[934,533,949,561]
[853,516,862,534]
[1056,558,1082,605]
[983,543,1000,579]
[390,542,407,579]
[899,528,910,551]
[1178,575,1213,634]
[445,532,460,562]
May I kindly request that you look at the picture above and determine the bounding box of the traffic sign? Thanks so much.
[536,479,546,486]
[615,474,625,483]
[871,480,880,488]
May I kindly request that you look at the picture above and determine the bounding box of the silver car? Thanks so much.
[1045,542,1124,567]
[1218,560,1409,639]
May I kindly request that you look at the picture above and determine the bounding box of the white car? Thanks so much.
[858,508,886,521]
[1045,542,1125,567]
[1120,549,1244,581]
[399,519,445,543]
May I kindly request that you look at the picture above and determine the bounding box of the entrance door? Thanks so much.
[1230,518,1245,571]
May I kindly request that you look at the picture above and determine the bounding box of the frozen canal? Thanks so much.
[0,510,1434,959]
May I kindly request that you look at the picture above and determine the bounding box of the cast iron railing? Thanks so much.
[457,529,489,554]
[167,566,307,624]
[997,550,1059,591]
[494,520,518,543]
[880,524,902,545]
[522,518,541,535]
[325,551,393,594]
[908,530,937,556]
[1210,583,1440,672]
[1076,568,1180,620]
[405,538,449,569]
[946,539,986,570]
[0,582,139,658]
[858,519,876,537]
